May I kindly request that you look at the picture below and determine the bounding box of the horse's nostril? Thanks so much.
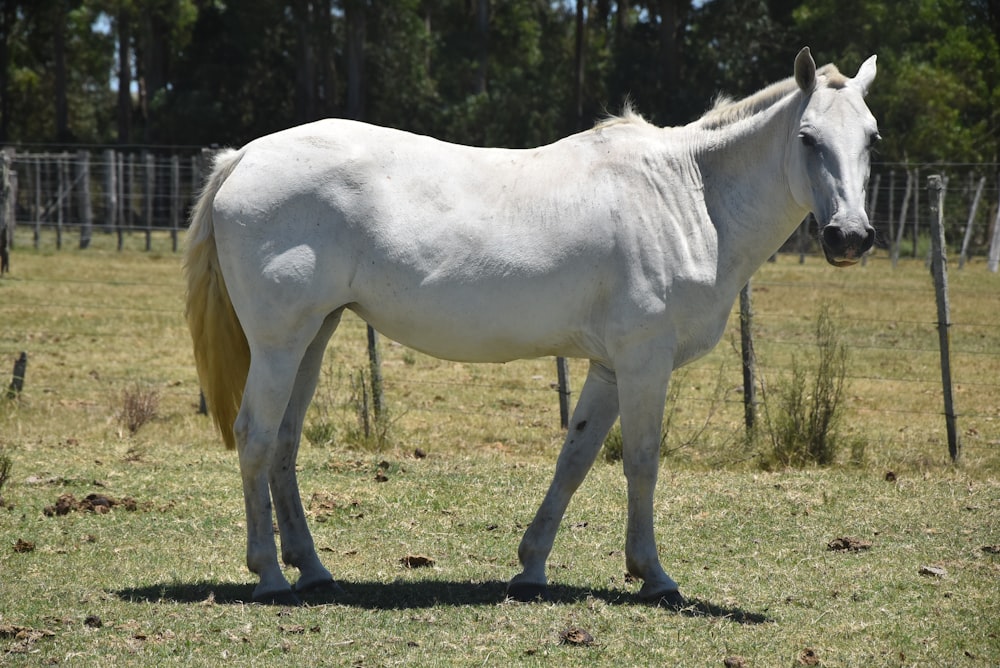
[822,225,846,251]
[861,227,875,252]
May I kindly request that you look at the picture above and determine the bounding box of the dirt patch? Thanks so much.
[43,492,140,516]
[559,627,594,646]
[827,536,872,552]
[0,623,56,653]
[797,647,820,665]
[400,554,435,569]
[12,538,35,553]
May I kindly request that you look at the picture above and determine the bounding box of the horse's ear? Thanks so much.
[795,47,817,92]
[850,55,878,97]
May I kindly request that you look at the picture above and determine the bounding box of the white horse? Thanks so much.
[185,47,878,606]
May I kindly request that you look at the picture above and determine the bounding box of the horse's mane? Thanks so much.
[593,101,651,130]
[696,64,847,130]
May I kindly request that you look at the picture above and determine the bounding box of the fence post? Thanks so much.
[912,167,920,257]
[143,152,154,251]
[959,176,985,269]
[170,155,180,252]
[6,352,26,399]
[117,152,126,250]
[366,324,384,421]
[32,158,41,248]
[989,174,1000,273]
[56,154,67,250]
[76,150,92,249]
[892,169,912,267]
[0,150,12,274]
[103,149,117,235]
[927,175,960,463]
[556,357,570,429]
[863,173,879,265]
[739,281,756,433]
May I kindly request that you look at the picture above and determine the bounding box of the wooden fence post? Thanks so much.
[76,150,92,249]
[56,154,67,250]
[144,152,154,251]
[103,149,117,235]
[556,357,570,429]
[32,158,41,248]
[117,152,126,250]
[170,155,180,252]
[892,169,912,267]
[958,176,985,269]
[927,175,960,463]
[739,281,756,433]
[366,325,384,421]
[0,150,12,274]
[912,167,920,257]
[6,352,27,399]
[862,173,879,265]
[989,174,1000,273]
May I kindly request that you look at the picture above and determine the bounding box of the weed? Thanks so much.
[305,360,396,451]
[758,304,849,468]
[347,368,395,451]
[118,382,160,435]
[0,447,11,504]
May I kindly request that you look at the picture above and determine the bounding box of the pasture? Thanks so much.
[1,231,998,666]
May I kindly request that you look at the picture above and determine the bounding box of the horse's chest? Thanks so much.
[669,284,733,368]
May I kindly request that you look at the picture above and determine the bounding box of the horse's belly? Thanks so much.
[348,290,594,364]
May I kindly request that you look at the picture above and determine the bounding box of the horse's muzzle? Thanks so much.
[821,219,875,266]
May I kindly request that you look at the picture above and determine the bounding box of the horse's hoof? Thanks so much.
[253,588,303,606]
[648,589,686,610]
[505,582,552,603]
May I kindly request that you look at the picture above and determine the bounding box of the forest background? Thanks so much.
[0,0,998,168]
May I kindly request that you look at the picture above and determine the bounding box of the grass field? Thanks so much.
[1,230,998,666]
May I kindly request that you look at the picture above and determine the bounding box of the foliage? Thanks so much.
[0,445,10,502]
[758,304,851,469]
[1,0,997,162]
[118,382,160,435]
[305,359,394,452]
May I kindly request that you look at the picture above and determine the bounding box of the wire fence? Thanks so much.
[1,150,998,466]
[1,149,999,264]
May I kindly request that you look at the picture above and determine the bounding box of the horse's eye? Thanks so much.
[869,132,882,148]
[799,132,817,148]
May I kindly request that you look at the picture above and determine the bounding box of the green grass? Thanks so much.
[0,230,998,665]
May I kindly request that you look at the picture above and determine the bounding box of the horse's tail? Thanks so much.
[184,149,248,449]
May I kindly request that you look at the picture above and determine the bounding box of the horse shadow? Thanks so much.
[112,579,770,625]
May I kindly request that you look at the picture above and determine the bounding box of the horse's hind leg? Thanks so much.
[269,311,343,595]
[235,319,331,604]
[507,362,620,601]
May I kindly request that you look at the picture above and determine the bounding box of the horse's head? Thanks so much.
[787,47,879,266]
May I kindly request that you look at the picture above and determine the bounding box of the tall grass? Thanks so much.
[758,304,852,468]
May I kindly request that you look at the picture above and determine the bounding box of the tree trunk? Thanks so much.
[655,0,681,105]
[293,0,317,124]
[117,7,133,145]
[575,0,585,130]
[0,0,17,142]
[54,2,70,142]
[475,0,489,95]
[345,0,366,120]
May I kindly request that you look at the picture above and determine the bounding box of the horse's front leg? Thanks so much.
[617,355,685,607]
[507,362,620,601]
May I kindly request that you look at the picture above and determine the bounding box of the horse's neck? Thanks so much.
[694,97,809,289]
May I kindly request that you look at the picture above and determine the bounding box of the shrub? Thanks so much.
[118,383,160,435]
[0,448,11,503]
[305,361,394,452]
[760,304,849,468]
